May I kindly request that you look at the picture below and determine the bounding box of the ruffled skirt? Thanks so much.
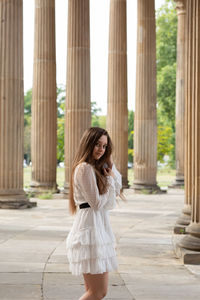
[66,208,118,276]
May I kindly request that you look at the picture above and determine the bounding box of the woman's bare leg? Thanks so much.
[79,272,109,300]
[83,274,89,292]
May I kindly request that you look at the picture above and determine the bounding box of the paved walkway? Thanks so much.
[0,189,200,300]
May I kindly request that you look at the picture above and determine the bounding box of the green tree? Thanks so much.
[156,0,177,167]
[24,89,32,115]
[157,125,174,163]
[57,85,65,118]
[24,89,32,163]
[157,64,176,127]
[57,117,65,163]
[57,85,65,163]
[156,0,177,73]
[91,101,102,127]
[98,115,106,129]
[128,110,134,162]
[24,86,66,164]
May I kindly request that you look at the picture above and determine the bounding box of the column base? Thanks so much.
[122,177,129,189]
[0,191,36,209]
[131,183,166,194]
[175,243,200,264]
[168,177,184,189]
[174,205,191,233]
[178,235,200,252]
[177,213,191,226]
[62,182,70,195]
[174,224,187,234]
[178,223,200,251]
[29,181,59,194]
[174,216,191,235]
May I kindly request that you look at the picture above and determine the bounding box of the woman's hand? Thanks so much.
[103,167,115,178]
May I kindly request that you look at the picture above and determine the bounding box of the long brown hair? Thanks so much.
[69,127,113,214]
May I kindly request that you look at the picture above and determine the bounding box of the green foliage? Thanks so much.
[157,63,176,127]
[38,192,53,199]
[128,148,134,163]
[91,101,102,115]
[24,89,32,115]
[156,0,177,168]
[157,125,174,163]
[57,85,65,118]
[26,191,35,199]
[128,111,134,149]
[57,117,65,163]
[24,86,66,164]
[98,115,106,129]
[24,122,31,164]
[91,101,102,127]
[24,89,32,163]
[157,63,176,168]
[156,0,177,73]
[57,85,66,163]
[128,110,134,162]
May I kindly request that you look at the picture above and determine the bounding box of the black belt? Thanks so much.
[79,202,90,209]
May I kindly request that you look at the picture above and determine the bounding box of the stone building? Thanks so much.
[0,0,200,260]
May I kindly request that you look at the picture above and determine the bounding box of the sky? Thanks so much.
[23,0,166,114]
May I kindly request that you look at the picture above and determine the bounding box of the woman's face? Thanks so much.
[92,135,108,160]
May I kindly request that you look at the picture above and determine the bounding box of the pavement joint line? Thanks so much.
[118,272,135,299]
[184,266,200,279]
[116,220,144,243]
[1,192,200,299]
[0,225,38,245]
[184,265,200,279]
[41,237,67,300]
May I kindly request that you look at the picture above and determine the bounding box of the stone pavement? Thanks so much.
[0,189,200,300]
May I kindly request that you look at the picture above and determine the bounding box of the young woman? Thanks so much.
[66,127,122,300]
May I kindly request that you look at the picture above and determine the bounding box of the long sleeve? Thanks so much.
[75,163,116,210]
[112,163,122,196]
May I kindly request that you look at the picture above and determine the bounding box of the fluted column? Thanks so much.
[107,0,128,188]
[178,0,200,255]
[133,0,160,193]
[171,0,186,189]
[31,0,57,193]
[0,0,34,208]
[174,0,192,233]
[64,0,91,193]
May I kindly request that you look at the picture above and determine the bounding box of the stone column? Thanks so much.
[178,0,200,259]
[0,0,35,208]
[31,0,57,193]
[64,0,91,193]
[170,0,186,188]
[133,0,160,193]
[107,0,128,188]
[174,0,192,233]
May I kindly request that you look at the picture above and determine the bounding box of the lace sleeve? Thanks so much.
[75,163,116,210]
[112,163,122,195]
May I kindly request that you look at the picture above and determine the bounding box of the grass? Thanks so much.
[38,192,53,200]
[157,167,176,187]
[24,166,176,190]
[128,167,176,188]
[24,166,65,189]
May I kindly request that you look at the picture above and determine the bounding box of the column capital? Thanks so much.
[175,0,186,15]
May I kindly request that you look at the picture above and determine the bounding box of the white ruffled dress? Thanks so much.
[66,162,122,276]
